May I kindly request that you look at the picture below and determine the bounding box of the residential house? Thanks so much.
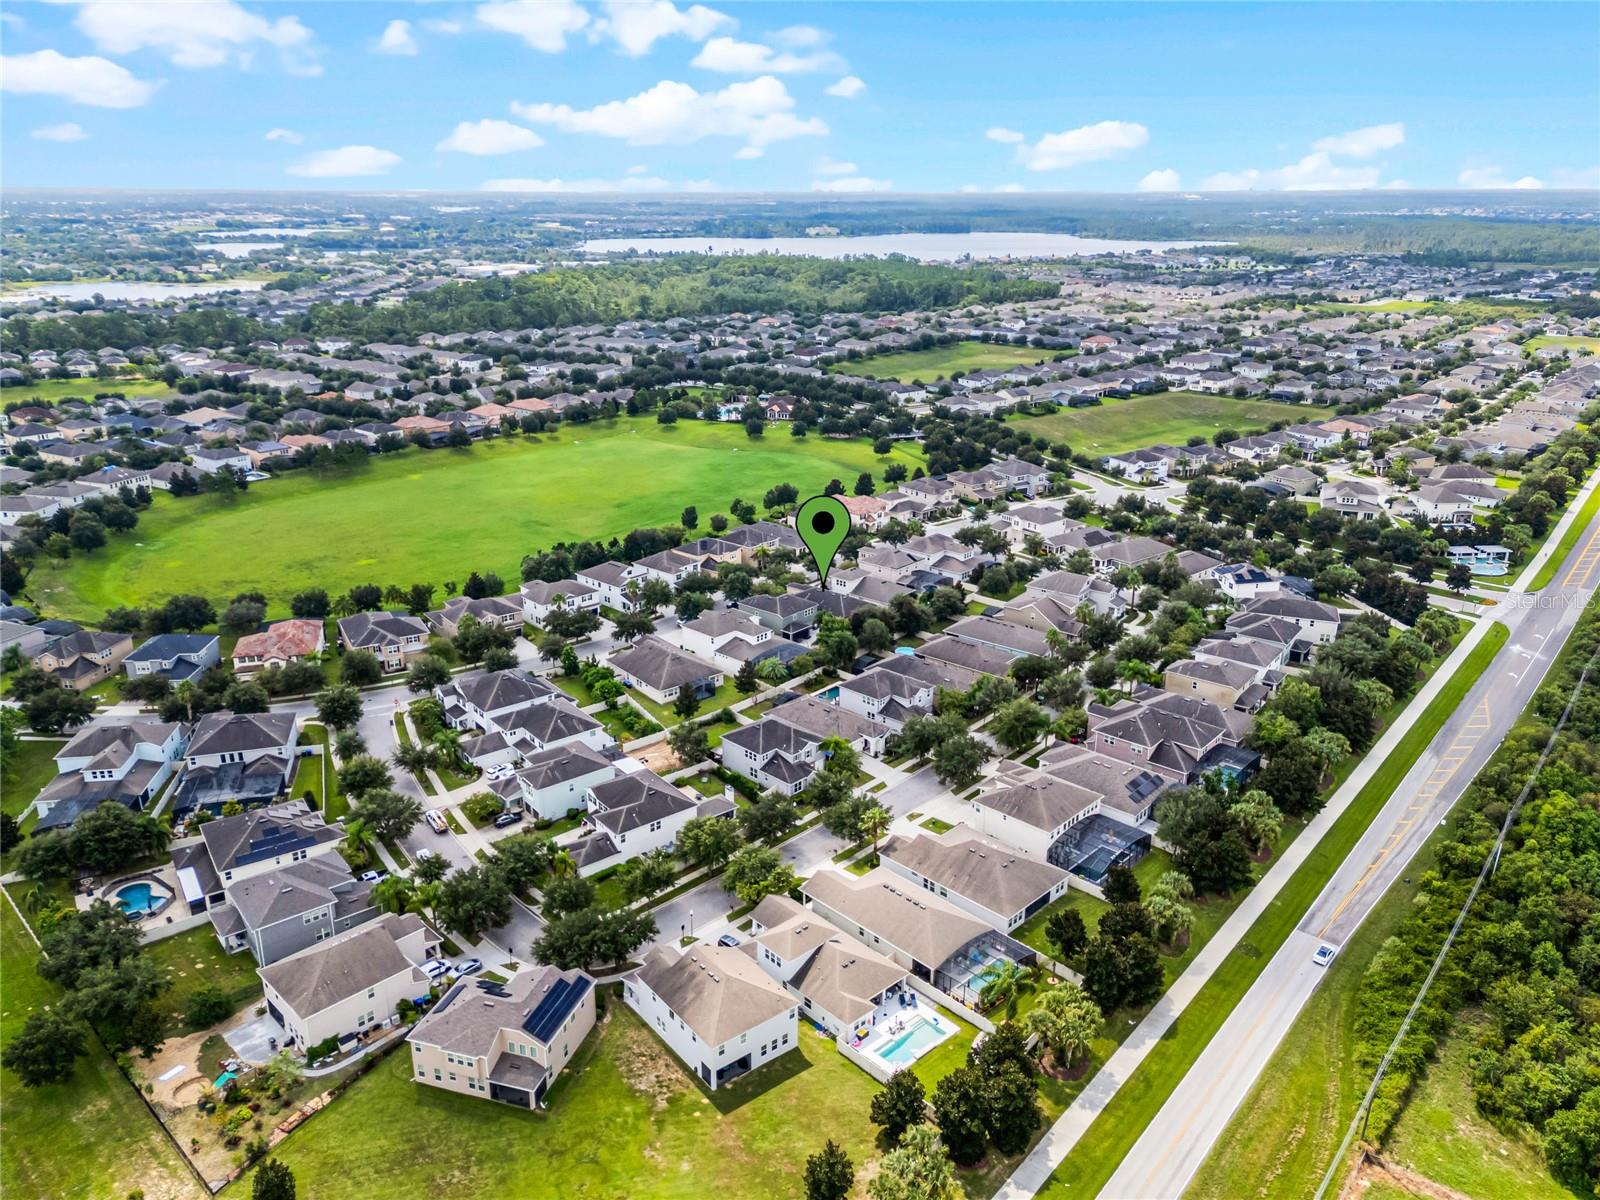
[172,710,299,816]
[260,913,440,1052]
[232,619,327,674]
[608,636,724,707]
[336,611,430,672]
[122,633,220,685]
[173,800,379,965]
[32,719,187,832]
[408,966,597,1108]
[624,944,797,1091]
[878,825,1070,932]
[33,629,133,690]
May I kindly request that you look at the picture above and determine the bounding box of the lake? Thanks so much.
[195,241,283,258]
[577,231,1223,261]
[4,280,267,302]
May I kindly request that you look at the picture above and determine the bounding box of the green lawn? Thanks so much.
[1034,621,1511,1199]
[143,924,265,1037]
[239,1001,885,1199]
[1,377,172,407]
[1,738,64,820]
[630,679,746,727]
[1523,334,1600,357]
[25,419,925,621]
[290,724,347,821]
[1009,392,1309,457]
[834,341,1055,383]
[0,899,206,1200]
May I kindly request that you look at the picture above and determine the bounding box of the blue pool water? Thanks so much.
[1472,563,1509,577]
[115,882,159,915]
[877,1018,947,1066]
[894,646,916,656]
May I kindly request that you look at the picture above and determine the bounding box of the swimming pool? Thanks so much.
[1472,563,1509,577]
[114,882,161,915]
[875,1017,950,1067]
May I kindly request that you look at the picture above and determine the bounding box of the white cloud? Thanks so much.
[824,75,865,99]
[594,1,732,57]
[481,175,676,192]
[0,50,158,108]
[1019,120,1148,171]
[436,119,544,155]
[1312,122,1405,158]
[1457,165,1543,189]
[32,122,89,142]
[1138,168,1181,192]
[691,36,843,74]
[734,145,764,159]
[985,127,1024,144]
[514,76,826,153]
[265,127,303,143]
[377,19,418,56]
[286,144,401,178]
[421,19,463,35]
[1203,153,1383,191]
[476,0,589,52]
[773,26,828,48]
[815,156,856,176]
[69,0,319,74]
[812,175,892,193]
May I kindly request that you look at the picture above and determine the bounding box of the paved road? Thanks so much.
[1096,483,1600,1200]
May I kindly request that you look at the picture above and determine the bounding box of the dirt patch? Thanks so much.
[1339,1151,1478,1200]
[610,1015,689,1109]
[140,1006,266,1109]
[633,741,682,774]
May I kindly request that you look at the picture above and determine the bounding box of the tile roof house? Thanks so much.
[232,618,327,674]
[572,767,706,877]
[607,636,724,706]
[408,966,597,1108]
[1087,688,1250,784]
[172,710,299,816]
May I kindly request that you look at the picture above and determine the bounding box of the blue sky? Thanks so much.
[2,1,1596,194]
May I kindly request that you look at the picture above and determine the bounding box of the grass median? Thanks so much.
[1529,481,1600,591]
[1036,620,1510,1198]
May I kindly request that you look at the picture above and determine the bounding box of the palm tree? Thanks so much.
[431,729,464,772]
[978,959,1031,1019]
[549,849,577,880]
[173,679,197,722]
[372,874,415,915]
[342,817,377,866]
[861,804,891,861]
[392,742,438,775]
[1024,984,1100,1071]
[755,656,789,684]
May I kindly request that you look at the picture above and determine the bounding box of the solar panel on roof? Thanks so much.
[431,981,464,1015]
[522,976,590,1044]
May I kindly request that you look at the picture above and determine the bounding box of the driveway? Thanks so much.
[225,1012,285,1065]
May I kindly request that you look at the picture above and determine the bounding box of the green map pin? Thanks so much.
[796,494,851,586]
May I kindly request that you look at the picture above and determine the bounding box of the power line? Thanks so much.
[1313,637,1600,1200]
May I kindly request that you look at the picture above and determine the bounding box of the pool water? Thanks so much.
[1472,564,1509,577]
[876,1018,947,1066]
[115,882,159,914]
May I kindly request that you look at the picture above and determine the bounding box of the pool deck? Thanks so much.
[854,1002,958,1070]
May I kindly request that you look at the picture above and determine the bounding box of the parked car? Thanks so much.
[420,958,450,979]
[454,958,483,976]
[493,810,524,829]
[1312,943,1337,967]
[717,934,741,947]
[425,809,448,835]
[486,764,513,781]
[357,869,389,884]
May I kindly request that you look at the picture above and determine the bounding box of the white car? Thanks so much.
[1312,943,1337,967]
[419,958,450,979]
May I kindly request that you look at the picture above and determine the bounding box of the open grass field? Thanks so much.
[1,377,172,407]
[1523,334,1600,357]
[26,418,924,622]
[0,898,207,1200]
[144,925,266,1038]
[239,1000,885,1200]
[1009,392,1307,457]
[1382,1016,1582,1200]
[835,341,1054,383]
[1033,622,1510,1200]
[1530,478,1600,591]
